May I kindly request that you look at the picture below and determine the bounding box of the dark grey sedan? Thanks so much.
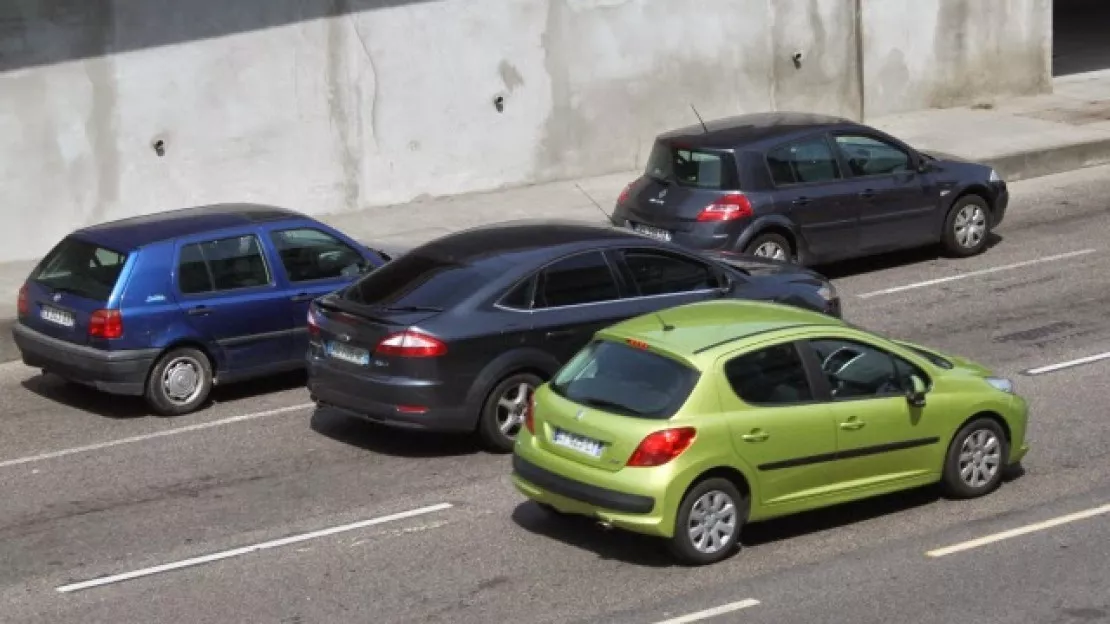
[610,112,1009,265]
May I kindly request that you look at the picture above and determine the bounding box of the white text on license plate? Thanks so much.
[553,429,604,458]
[40,305,75,328]
[633,224,672,242]
[326,342,369,366]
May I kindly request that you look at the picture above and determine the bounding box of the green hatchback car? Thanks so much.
[511,300,1029,565]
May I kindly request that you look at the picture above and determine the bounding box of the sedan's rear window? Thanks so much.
[644,142,738,190]
[31,237,128,302]
[343,252,501,310]
[550,340,700,419]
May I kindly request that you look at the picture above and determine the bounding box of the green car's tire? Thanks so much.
[941,417,1009,499]
[667,477,748,566]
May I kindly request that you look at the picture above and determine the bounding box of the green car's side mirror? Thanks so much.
[906,375,927,407]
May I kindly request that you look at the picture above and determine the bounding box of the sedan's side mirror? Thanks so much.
[906,374,927,407]
[716,272,735,295]
[916,159,933,174]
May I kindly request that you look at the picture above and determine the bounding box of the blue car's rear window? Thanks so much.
[31,236,128,302]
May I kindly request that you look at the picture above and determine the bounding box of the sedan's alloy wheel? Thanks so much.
[954,204,988,249]
[496,381,533,437]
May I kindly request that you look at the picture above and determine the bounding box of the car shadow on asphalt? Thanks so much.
[20,370,310,419]
[308,407,481,458]
[813,233,1003,280]
[509,501,679,568]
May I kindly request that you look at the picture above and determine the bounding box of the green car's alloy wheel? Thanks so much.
[668,478,748,566]
[941,417,1009,499]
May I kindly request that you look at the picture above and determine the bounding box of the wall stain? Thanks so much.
[498,60,525,92]
[83,0,119,224]
[325,0,362,212]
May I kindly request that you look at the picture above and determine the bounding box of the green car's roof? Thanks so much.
[597,300,845,364]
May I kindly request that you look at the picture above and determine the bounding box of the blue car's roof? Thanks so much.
[72,203,306,252]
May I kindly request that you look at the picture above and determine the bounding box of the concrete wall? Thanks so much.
[862,0,1052,117]
[0,0,1048,264]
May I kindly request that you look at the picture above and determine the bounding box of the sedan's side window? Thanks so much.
[269,227,366,283]
[833,135,912,177]
[766,137,842,186]
[724,343,813,406]
[535,251,620,308]
[809,338,927,400]
[622,250,717,296]
[178,234,271,295]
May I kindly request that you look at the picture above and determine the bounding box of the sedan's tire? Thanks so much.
[144,347,213,416]
[942,195,991,257]
[667,478,748,566]
[476,372,542,453]
[941,417,1009,499]
[743,232,794,263]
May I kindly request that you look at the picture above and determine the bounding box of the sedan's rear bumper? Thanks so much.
[12,321,156,395]
[306,353,474,433]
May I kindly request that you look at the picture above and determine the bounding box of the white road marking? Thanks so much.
[926,502,1110,558]
[56,502,453,593]
[856,249,1098,299]
[1023,351,1110,375]
[652,599,761,623]
[0,403,313,470]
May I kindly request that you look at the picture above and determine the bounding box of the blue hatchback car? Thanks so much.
[13,204,390,415]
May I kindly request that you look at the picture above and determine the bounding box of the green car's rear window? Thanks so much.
[550,340,700,419]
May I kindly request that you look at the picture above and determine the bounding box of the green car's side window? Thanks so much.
[723,343,814,406]
[808,338,929,401]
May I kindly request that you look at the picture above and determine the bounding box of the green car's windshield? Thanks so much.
[895,341,954,369]
[550,340,700,420]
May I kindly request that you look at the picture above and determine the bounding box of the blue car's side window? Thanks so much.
[177,234,272,295]
[268,227,367,283]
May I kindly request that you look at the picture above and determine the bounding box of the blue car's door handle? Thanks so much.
[290,292,314,303]
[187,306,211,316]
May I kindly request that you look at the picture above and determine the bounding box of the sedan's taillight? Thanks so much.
[375,329,447,358]
[627,427,697,467]
[696,194,753,222]
[306,307,321,338]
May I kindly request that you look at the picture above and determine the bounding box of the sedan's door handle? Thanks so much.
[839,418,866,430]
[290,292,314,302]
[858,189,876,199]
[741,430,769,442]
[187,306,211,316]
[791,197,810,206]
[545,329,577,340]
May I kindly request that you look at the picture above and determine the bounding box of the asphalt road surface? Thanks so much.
[3,166,1110,624]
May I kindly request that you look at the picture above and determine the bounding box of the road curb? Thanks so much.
[985,138,1110,183]
[3,141,1110,366]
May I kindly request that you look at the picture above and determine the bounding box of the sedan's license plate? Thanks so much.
[632,223,672,242]
[326,341,370,366]
[40,305,75,328]
[552,429,604,458]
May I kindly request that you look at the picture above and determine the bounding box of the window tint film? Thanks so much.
[31,237,128,302]
[644,142,738,190]
[270,228,367,282]
[834,135,911,176]
[766,137,841,185]
[178,235,270,294]
[810,338,925,399]
[623,251,716,296]
[551,340,700,419]
[724,342,813,405]
[536,252,619,308]
[344,253,500,310]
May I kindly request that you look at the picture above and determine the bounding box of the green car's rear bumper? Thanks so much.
[511,433,680,538]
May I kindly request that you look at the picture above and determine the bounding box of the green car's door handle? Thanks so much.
[839,418,866,430]
[741,430,769,442]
